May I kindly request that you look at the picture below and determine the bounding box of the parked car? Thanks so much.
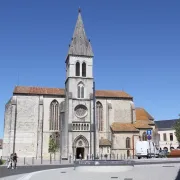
[158,150,168,158]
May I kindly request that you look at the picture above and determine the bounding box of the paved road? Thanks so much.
[3,164,180,180]
[1,159,180,179]
[0,164,74,179]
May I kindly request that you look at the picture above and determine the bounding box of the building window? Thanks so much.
[163,133,167,141]
[170,133,173,141]
[126,137,130,148]
[49,100,59,131]
[76,62,80,76]
[142,132,147,141]
[96,101,103,131]
[81,86,84,98]
[82,62,86,77]
[77,83,84,98]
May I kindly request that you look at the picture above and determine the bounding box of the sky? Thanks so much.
[0,0,180,138]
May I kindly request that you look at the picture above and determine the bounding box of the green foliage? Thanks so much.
[173,120,180,144]
[48,135,58,154]
[0,159,5,165]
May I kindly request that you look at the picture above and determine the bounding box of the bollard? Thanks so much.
[110,154,111,160]
[24,157,25,165]
[50,154,52,164]
[69,155,71,164]
[117,154,118,160]
[124,154,125,159]
[121,154,122,160]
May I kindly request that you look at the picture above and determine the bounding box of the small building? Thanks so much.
[155,119,179,152]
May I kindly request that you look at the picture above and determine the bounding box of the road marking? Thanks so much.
[16,168,69,180]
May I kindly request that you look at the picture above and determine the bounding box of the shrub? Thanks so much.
[0,159,5,165]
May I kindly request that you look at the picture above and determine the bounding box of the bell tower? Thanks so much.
[61,9,97,159]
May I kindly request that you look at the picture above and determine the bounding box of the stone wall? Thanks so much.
[95,98,135,141]
[111,132,139,156]
[15,96,39,157]
[43,97,65,158]
[3,98,12,157]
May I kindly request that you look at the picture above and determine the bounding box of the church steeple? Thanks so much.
[68,9,94,57]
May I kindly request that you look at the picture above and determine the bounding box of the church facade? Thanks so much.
[3,10,157,159]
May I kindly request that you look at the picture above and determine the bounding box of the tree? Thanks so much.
[48,135,58,157]
[173,119,180,145]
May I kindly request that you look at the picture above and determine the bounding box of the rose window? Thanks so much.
[75,105,87,118]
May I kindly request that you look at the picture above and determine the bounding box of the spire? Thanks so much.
[68,9,94,57]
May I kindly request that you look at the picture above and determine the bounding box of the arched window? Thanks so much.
[96,102,103,131]
[49,100,59,131]
[82,62,86,77]
[126,137,130,148]
[77,82,84,98]
[76,62,80,76]
[142,132,147,141]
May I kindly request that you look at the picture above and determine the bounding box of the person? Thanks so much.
[7,154,13,169]
[79,153,82,160]
[12,153,17,169]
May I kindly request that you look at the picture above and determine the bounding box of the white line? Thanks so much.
[16,168,68,180]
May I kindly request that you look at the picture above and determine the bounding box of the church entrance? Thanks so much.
[76,147,84,159]
[73,135,89,160]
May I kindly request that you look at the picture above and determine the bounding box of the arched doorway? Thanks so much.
[73,135,89,159]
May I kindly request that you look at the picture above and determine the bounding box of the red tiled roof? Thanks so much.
[13,86,132,99]
[134,121,153,129]
[111,122,139,132]
[99,138,111,146]
[135,108,154,121]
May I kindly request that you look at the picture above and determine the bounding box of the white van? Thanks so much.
[135,141,159,159]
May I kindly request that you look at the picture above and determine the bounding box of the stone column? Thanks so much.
[10,96,17,154]
[61,97,68,159]
[37,96,43,158]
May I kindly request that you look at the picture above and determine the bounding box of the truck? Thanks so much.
[135,141,159,159]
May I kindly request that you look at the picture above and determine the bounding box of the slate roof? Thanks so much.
[13,86,133,99]
[155,119,179,130]
[68,9,94,57]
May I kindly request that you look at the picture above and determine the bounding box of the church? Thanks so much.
[3,9,157,160]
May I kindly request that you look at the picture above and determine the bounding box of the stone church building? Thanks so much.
[3,10,157,159]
